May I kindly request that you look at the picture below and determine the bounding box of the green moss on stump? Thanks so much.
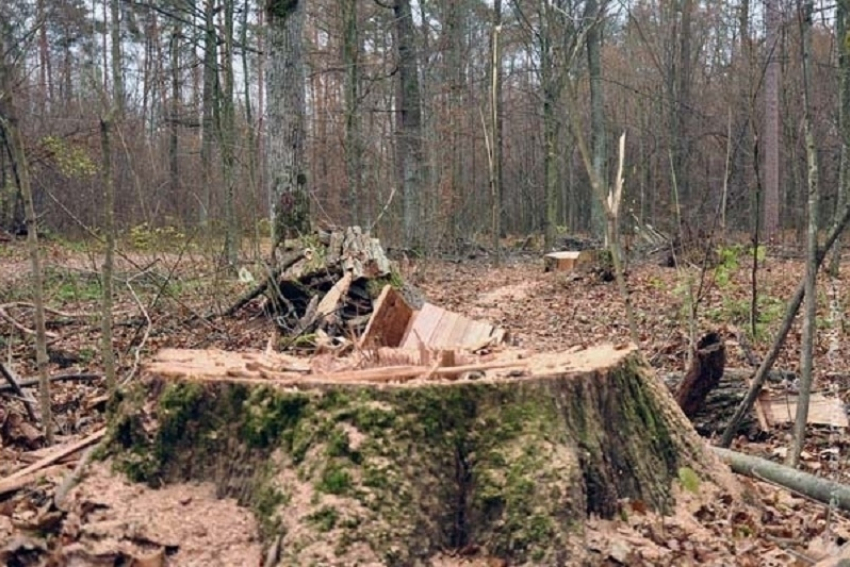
[109,350,700,565]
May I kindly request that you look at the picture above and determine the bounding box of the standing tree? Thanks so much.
[763,0,781,238]
[831,0,850,276]
[0,32,53,443]
[393,0,424,249]
[786,0,820,468]
[266,0,310,249]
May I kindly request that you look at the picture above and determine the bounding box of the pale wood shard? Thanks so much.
[543,250,597,273]
[760,392,848,429]
[401,302,442,348]
[364,285,506,351]
[316,271,353,319]
[360,286,414,349]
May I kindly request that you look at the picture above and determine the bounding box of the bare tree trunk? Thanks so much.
[763,0,781,239]
[100,114,116,392]
[221,0,239,267]
[586,0,606,239]
[266,0,310,249]
[169,31,180,202]
[0,60,52,443]
[540,4,559,251]
[110,0,123,116]
[490,2,502,263]
[393,0,424,249]
[200,0,218,227]
[342,0,362,226]
[831,0,850,276]
[787,0,819,468]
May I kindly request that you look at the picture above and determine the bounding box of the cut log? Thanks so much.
[109,344,740,566]
[543,250,597,273]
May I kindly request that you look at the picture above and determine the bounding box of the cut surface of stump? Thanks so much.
[110,344,740,566]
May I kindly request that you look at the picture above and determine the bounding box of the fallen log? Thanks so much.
[110,344,741,565]
[713,447,850,512]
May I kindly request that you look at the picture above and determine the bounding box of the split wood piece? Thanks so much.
[543,250,597,273]
[220,251,306,317]
[714,446,850,512]
[0,428,106,495]
[117,343,741,565]
[675,332,726,418]
[0,373,103,393]
[362,285,506,351]
[759,391,848,429]
[360,285,414,349]
[0,361,37,422]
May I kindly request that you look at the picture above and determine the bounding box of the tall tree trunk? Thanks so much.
[110,0,124,116]
[221,0,239,267]
[169,32,180,205]
[393,0,424,248]
[787,0,820,468]
[763,0,781,238]
[540,4,560,251]
[675,0,693,208]
[0,58,53,443]
[342,0,362,226]
[586,0,606,239]
[266,0,310,248]
[100,114,116,393]
[831,0,850,275]
[37,0,52,106]
[200,0,218,227]
[491,0,503,262]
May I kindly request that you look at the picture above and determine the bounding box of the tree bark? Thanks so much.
[763,0,781,238]
[787,0,820,468]
[393,0,424,249]
[342,0,362,226]
[112,344,740,565]
[220,0,239,267]
[266,0,310,248]
[831,0,850,276]
[0,59,53,443]
[199,0,218,227]
[586,0,606,239]
[100,114,116,393]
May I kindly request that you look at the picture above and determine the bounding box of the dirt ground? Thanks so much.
[2,240,850,565]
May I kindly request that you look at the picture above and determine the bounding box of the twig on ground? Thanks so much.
[0,428,106,495]
[0,372,102,393]
[121,281,151,385]
[54,440,104,509]
[0,361,38,421]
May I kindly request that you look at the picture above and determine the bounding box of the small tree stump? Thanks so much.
[675,332,726,418]
[111,345,740,565]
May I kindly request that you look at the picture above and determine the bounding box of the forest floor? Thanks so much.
[2,237,850,565]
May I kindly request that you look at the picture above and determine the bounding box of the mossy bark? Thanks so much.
[108,346,738,566]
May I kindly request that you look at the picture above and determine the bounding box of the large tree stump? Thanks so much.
[110,345,740,566]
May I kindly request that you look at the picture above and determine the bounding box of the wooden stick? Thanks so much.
[0,361,38,421]
[0,372,102,393]
[0,428,106,495]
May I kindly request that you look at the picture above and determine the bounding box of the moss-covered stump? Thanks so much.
[109,345,740,566]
